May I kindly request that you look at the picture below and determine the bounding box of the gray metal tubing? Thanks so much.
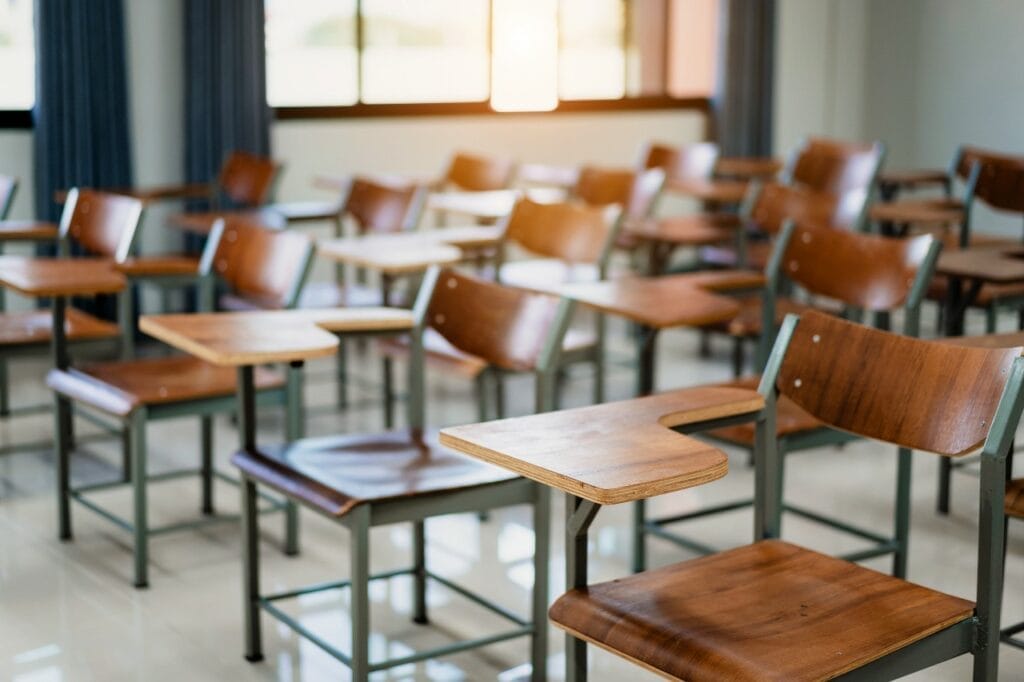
[412,520,428,624]
[349,504,371,679]
[425,571,529,627]
[367,626,534,673]
[131,408,149,588]
[242,476,263,662]
[649,498,754,525]
[566,495,600,682]
[835,619,974,681]
[783,504,893,545]
[67,491,134,532]
[262,567,413,603]
[531,483,550,681]
[642,524,718,556]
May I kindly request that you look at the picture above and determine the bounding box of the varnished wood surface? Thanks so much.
[439,386,763,505]
[115,255,201,277]
[504,197,613,265]
[0,308,120,346]
[140,307,414,366]
[211,217,314,307]
[560,275,745,329]
[791,137,884,196]
[779,311,1020,456]
[317,234,462,274]
[550,539,974,681]
[715,156,783,180]
[60,189,143,260]
[47,357,283,415]
[706,375,822,445]
[232,430,517,518]
[869,199,964,226]
[1006,478,1024,519]
[936,245,1024,283]
[625,213,739,246]
[0,257,125,297]
[218,151,280,207]
[877,169,949,190]
[942,331,1024,349]
[443,152,516,192]
[573,166,664,220]
[721,297,820,338]
[0,220,59,242]
[663,178,748,203]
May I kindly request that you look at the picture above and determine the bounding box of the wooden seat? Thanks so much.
[166,151,281,234]
[550,539,974,681]
[232,431,516,518]
[0,308,120,346]
[47,356,282,415]
[1007,478,1024,519]
[721,296,827,337]
[870,197,964,226]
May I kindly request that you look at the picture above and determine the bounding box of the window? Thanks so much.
[0,0,35,111]
[267,0,719,115]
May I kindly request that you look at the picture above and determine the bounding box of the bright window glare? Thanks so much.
[491,0,558,112]
[265,0,358,107]
[361,0,489,104]
[559,0,625,100]
[0,0,35,109]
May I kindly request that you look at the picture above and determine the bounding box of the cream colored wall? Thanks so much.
[0,131,33,220]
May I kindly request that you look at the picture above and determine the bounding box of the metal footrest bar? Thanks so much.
[643,522,718,555]
[649,498,753,526]
[0,403,51,417]
[838,541,902,564]
[1000,620,1024,650]
[259,568,534,674]
[68,490,134,532]
[0,430,118,457]
[783,503,892,545]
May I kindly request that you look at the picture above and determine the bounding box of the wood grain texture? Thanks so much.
[343,177,421,233]
[231,430,517,518]
[218,151,280,206]
[550,539,974,681]
[573,166,663,220]
[317,234,462,274]
[778,311,1020,456]
[791,137,884,196]
[705,375,822,445]
[115,255,201,277]
[443,152,516,191]
[625,213,740,247]
[0,257,125,297]
[1006,478,1024,519]
[46,358,282,414]
[439,385,763,505]
[781,223,935,311]
[425,268,566,372]
[0,220,59,242]
[936,245,1024,283]
[60,189,143,260]
[560,275,743,329]
[0,308,120,346]
[211,217,314,307]
[504,197,613,264]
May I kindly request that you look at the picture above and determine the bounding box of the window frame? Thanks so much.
[271,0,715,120]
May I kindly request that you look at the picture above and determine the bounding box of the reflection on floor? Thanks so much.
[1,314,1023,680]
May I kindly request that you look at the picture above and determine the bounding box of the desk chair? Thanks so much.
[168,150,282,236]
[640,141,719,183]
[634,221,941,575]
[382,198,618,419]
[46,217,314,587]
[234,267,571,679]
[1001,478,1024,650]
[553,311,1021,681]
[0,189,140,433]
[570,165,665,257]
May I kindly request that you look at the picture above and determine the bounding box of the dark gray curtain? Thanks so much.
[713,0,776,157]
[184,0,270,199]
[34,0,134,222]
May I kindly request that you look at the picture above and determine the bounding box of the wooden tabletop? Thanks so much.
[426,187,564,220]
[560,270,763,329]
[715,156,782,180]
[0,220,59,242]
[317,234,463,274]
[0,256,125,297]
[140,307,415,366]
[936,245,1024,283]
[664,178,749,204]
[625,213,741,246]
[440,386,763,505]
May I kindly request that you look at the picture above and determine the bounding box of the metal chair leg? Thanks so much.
[0,356,9,417]
[56,394,74,540]
[130,409,149,588]
[284,366,303,556]
[632,499,646,573]
[412,520,428,624]
[731,337,745,378]
[382,356,394,429]
[200,415,214,515]
[494,371,506,419]
[349,505,371,681]
[986,305,998,334]
[475,372,490,422]
[241,476,264,662]
[892,447,913,579]
[531,484,550,682]
[938,457,952,514]
[593,315,606,405]
[121,424,132,483]
[336,341,349,410]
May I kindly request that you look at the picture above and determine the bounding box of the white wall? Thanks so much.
[0,131,33,220]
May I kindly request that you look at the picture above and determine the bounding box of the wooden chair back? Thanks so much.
[443,152,516,192]
[503,197,615,265]
[344,177,423,234]
[422,268,566,372]
[776,222,935,312]
[58,188,144,262]
[0,175,16,219]
[971,155,1024,214]
[202,216,314,309]
[573,166,664,220]
[775,311,1020,456]
[218,151,281,207]
[749,183,855,234]
[641,142,719,182]
[788,137,885,196]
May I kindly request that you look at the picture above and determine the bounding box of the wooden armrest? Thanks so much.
[440,386,764,505]
[115,255,202,278]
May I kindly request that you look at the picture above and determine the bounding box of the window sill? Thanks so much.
[274,96,712,121]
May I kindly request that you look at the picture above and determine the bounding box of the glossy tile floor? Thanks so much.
[2,311,1024,680]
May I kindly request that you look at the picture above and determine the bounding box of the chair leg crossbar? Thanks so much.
[257,568,535,673]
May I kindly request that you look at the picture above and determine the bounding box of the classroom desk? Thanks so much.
[425,187,564,222]
[936,245,1024,336]
[663,178,749,204]
[439,386,763,681]
[560,270,764,396]
[624,213,741,274]
[715,156,783,181]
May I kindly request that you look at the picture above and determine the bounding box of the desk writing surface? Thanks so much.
[140,307,414,366]
[0,221,59,242]
[0,257,125,297]
[936,246,1024,283]
[440,386,764,505]
[317,235,462,274]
